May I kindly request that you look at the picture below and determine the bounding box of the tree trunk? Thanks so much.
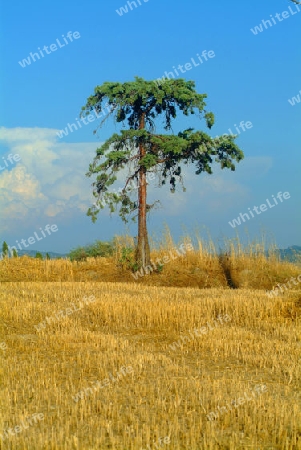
[136,113,151,268]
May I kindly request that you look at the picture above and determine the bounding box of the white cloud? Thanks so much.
[156,156,273,215]
[234,156,273,179]
[0,127,97,233]
[0,127,273,233]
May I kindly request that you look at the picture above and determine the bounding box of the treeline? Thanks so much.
[0,240,115,261]
[67,240,115,261]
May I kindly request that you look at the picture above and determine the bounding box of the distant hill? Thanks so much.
[272,245,301,263]
[15,250,68,259]
[3,245,301,263]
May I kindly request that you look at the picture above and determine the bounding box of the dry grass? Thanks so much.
[0,234,300,291]
[1,281,301,449]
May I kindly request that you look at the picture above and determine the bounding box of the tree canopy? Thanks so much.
[82,77,244,267]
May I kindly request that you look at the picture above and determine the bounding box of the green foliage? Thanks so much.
[82,77,244,224]
[46,253,51,260]
[156,263,164,273]
[68,240,115,261]
[117,247,139,272]
[2,241,9,257]
[12,249,18,258]
[35,252,43,260]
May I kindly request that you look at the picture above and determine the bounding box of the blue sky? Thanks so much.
[0,0,300,254]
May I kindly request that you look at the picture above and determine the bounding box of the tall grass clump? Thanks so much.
[0,228,300,289]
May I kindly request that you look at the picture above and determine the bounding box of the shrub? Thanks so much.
[68,240,115,261]
[117,247,139,272]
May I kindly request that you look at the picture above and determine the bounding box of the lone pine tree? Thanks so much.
[82,77,244,269]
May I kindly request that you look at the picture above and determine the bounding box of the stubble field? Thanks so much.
[1,277,301,449]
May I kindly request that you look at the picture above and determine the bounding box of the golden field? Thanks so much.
[1,241,301,449]
[1,281,301,448]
